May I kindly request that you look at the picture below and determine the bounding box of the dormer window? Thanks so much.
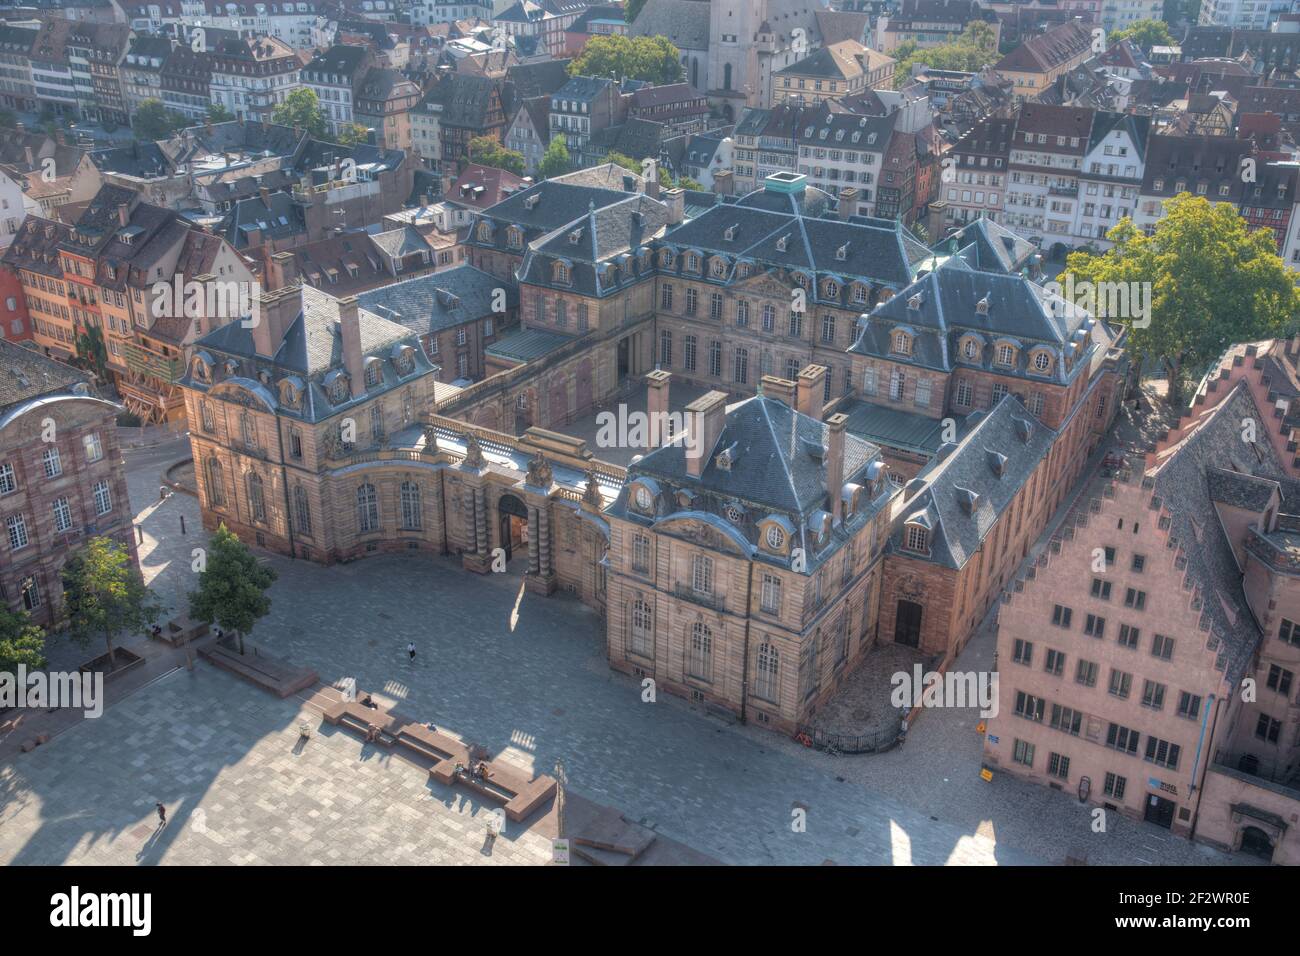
[975,295,989,315]
[507,226,523,249]
[904,524,929,553]
[824,280,838,298]
[660,250,674,268]
[711,258,726,278]
[330,376,349,403]
[364,362,381,387]
[893,330,910,355]
[1033,351,1052,373]
[962,338,978,360]
[852,284,868,303]
[766,526,786,550]
[687,253,700,271]
[476,222,492,241]
[553,261,570,284]
[633,485,652,511]
[997,345,1015,367]
[836,243,849,261]
[908,293,922,310]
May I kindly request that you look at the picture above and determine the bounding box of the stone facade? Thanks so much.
[0,342,135,628]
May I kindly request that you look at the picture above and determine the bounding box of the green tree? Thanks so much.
[677,175,704,191]
[271,88,328,138]
[74,324,109,382]
[188,523,277,656]
[132,99,185,140]
[469,135,526,175]
[62,537,160,669]
[569,35,682,85]
[605,151,642,174]
[0,608,45,675]
[1064,194,1300,404]
[893,21,1000,88]
[537,137,571,179]
[207,103,235,123]
[336,122,370,146]
[1110,19,1174,49]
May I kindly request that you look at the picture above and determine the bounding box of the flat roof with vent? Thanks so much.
[764,171,808,194]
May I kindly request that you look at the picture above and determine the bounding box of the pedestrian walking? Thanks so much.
[155,802,167,827]
[407,641,416,662]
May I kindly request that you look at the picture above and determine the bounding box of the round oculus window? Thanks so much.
[634,486,652,510]
[766,526,786,549]
[726,506,744,523]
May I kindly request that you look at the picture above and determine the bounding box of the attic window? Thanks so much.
[524,194,540,210]
[776,235,789,252]
[836,243,849,261]
[962,338,978,360]
[569,229,583,244]
[904,525,929,553]
[1033,351,1052,372]
[975,295,990,315]
[893,330,910,355]
[997,344,1015,366]
[553,261,570,284]
[724,224,738,241]
[711,259,726,277]
[908,293,922,310]
[987,449,1007,477]
[507,226,523,249]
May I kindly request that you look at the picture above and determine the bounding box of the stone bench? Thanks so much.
[321,693,555,822]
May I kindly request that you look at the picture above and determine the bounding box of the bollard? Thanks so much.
[180,514,186,534]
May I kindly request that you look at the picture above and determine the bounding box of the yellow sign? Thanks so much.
[980,768,993,782]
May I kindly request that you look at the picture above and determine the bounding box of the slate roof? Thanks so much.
[219,190,306,249]
[486,326,571,362]
[0,339,89,412]
[183,286,436,423]
[628,0,711,51]
[611,394,889,569]
[841,399,961,455]
[507,58,573,99]
[849,262,1106,385]
[994,20,1091,74]
[892,395,1055,569]
[942,217,1037,275]
[355,263,515,336]
[1146,381,1281,683]
[661,190,928,290]
[1140,134,1253,201]
[1208,466,1277,512]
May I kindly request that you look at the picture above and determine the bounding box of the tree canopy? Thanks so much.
[62,536,159,667]
[0,608,45,675]
[206,103,235,124]
[468,135,526,175]
[537,137,571,179]
[1110,19,1174,49]
[569,35,683,86]
[188,523,277,653]
[1064,194,1300,403]
[336,122,370,146]
[892,22,1000,88]
[132,99,189,141]
[624,0,648,23]
[271,88,328,138]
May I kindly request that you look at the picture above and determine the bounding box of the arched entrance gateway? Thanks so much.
[1239,826,1274,862]
[497,492,529,562]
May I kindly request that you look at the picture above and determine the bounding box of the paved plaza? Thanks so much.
[0,434,1254,866]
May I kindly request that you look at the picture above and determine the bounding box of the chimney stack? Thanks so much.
[761,374,797,408]
[117,203,130,227]
[837,186,859,220]
[796,364,827,419]
[250,285,302,358]
[685,390,728,478]
[338,295,365,398]
[269,251,299,290]
[23,145,34,169]
[259,186,271,208]
[645,368,671,447]
[663,186,684,224]
[826,413,848,521]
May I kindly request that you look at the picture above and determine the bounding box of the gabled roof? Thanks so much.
[942,217,1037,275]
[994,20,1091,75]
[0,339,89,412]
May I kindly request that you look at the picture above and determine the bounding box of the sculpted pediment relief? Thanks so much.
[656,515,749,555]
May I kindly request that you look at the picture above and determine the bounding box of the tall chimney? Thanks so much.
[251,286,302,358]
[796,364,827,418]
[663,186,685,224]
[338,295,365,398]
[685,390,728,478]
[645,368,671,447]
[826,412,848,522]
[259,186,271,208]
[837,186,860,220]
[117,203,130,227]
[761,374,797,408]
[269,251,299,290]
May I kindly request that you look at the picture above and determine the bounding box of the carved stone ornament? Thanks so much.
[583,470,603,507]
[462,433,485,469]
[526,450,553,488]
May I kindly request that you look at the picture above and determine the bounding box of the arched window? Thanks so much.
[207,458,226,507]
[689,621,713,681]
[200,400,215,433]
[357,482,379,533]
[476,222,491,241]
[293,485,312,536]
[364,361,381,387]
[400,480,422,530]
[247,471,266,523]
[755,643,779,701]
[893,330,910,354]
[997,344,1015,366]
[723,63,732,90]
[241,411,256,448]
[630,598,653,657]
[890,368,905,400]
